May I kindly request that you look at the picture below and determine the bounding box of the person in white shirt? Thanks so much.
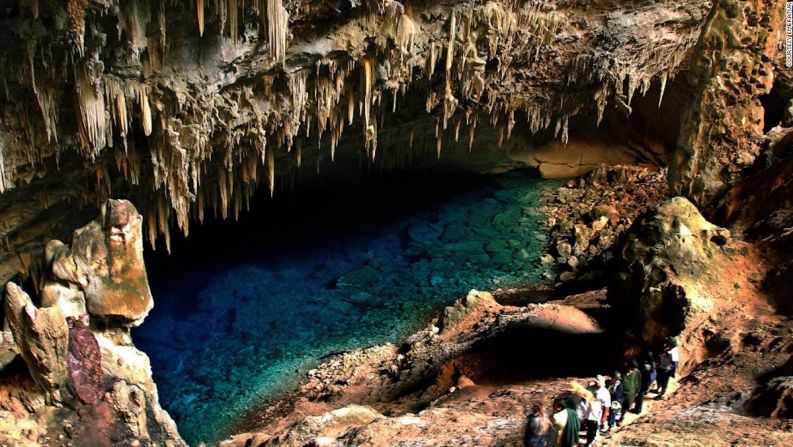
[583,377,611,446]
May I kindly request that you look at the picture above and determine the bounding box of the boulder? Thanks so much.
[0,200,186,446]
[337,266,381,288]
[264,405,384,447]
[608,197,732,345]
[440,290,497,333]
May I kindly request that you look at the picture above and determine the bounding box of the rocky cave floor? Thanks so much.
[223,281,793,447]
[217,166,793,447]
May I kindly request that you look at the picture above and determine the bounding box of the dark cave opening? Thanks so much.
[455,326,619,385]
[761,79,790,132]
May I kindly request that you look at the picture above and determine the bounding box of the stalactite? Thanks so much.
[658,72,668,108]
[266,0,289,63]
[362,57,374,129]
[105,79,128,143]
[139,86,152,137]
[468,121,475,151]
[28,0,39,18]
[0,140,6,193]
[74,62,107,155]
[229,0,239,45]
[67,0,88,56]
[443,13,458,129]
[119,0,151,53]
[197,0,205,36]
[296,138,302,168]
[266,146,275,196]
[218,168,229,219]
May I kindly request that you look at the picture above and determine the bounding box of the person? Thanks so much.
[621,361,641,418]
[583,376,611,446]
[666,336,680,377]
[634,353,655,413]
[608,399,622,431]
[524,402,550,447]
[606,373,623,430]
[549,399,568,447]
[655,349,674,398]
[595,375,612,430]
[568,381,593,428]
[550,397,580,447]
[656,337,679,398]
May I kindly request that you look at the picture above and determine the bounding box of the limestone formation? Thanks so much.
[4,282,70,404]
[608,197,733,346]
[43,199,153,326]
[0,200,184,446]
[0,0,735,285]
[670,0,782,207]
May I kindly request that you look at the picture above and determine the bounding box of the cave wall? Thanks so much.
[670,0,782,208]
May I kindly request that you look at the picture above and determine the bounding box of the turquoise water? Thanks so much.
[135,170,557,445]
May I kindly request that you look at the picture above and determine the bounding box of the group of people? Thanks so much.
[523,337,680,447]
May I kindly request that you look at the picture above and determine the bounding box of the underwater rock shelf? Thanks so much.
[134,170,558,445]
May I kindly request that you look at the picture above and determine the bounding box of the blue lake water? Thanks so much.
[134,170,558,445]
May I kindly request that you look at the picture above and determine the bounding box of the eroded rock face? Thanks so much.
[670,0,782,207]
[608,197,732,346]
[0,200,184,447]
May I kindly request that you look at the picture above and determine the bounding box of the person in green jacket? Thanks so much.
[549,397,580,447]
[621,360,642,421]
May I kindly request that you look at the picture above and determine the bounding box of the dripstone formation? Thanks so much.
[0,1,781,283]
